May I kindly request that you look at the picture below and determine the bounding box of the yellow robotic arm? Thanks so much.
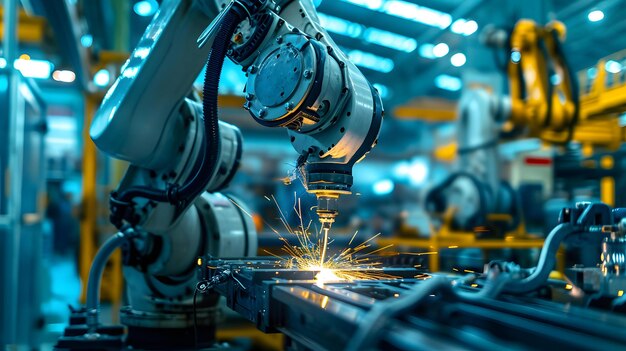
[507,19,579,144]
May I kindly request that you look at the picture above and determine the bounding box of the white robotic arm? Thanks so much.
[425,89,516,230]
[92,0,383,229]
[82,1,383,347]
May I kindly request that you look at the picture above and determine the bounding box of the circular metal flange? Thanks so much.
[246,33,320,129]
[255,48,304,106]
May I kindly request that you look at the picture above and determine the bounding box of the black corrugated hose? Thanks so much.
[110,9,245,228]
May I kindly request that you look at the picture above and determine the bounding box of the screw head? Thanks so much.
[276,36,283,44]
[248,65,258,74]
[258,108,267,117]
[303,70,312,79]
[245,93,255,100]
[285,102,294,111]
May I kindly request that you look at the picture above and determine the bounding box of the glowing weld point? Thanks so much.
[314,267,343,284]
[565,284,573,290]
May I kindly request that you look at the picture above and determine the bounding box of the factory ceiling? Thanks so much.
[19,0,626,112]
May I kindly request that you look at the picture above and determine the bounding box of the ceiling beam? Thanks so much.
[34,0,92,89]
[318,1,455,40]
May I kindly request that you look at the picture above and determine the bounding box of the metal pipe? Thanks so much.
[503,223,577,294]
[2,0,20,345]
[3,0,18,61]
[85,232,127,331]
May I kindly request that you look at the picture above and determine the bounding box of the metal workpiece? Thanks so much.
[199,258,626,351]
[196,258,421,333]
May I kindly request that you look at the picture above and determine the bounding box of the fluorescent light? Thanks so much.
[347,50,394,73]
[465,21,479,35]
[450,19,467,34]
[14,59,53,79]
[605,60,622,74]
[134,0,158,17]
[46,137,76,146]
[81,34,93,48]
[318,12,416,52]
[394,158,428,185]
[373,179,394,195]
[52,70,76,83]
[317,13,363,39]
[432,43,449,58]
[122,66,139,79]
[588,10,604,22]
[450,53,466,67]
[341,0,474,35]
[381,0,451,29]
[48,118,76,131]
[511,51,521,63]
[419,44,436,59]
[93,69,111,87]
[133,47,151,60]
[450,19,478,36]
[0,58,6,68]
[343,0,384,10]
[373,83,390,99]
[363,28,417,52]
[435,74,462,92]
[450,18,478,37]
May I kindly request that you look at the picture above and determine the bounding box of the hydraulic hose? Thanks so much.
[346,277,450,351]
[502,223,577,294]
[85,232,127,331]
[112,8,245,213]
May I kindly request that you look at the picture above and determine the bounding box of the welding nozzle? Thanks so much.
[316,194,339,229]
